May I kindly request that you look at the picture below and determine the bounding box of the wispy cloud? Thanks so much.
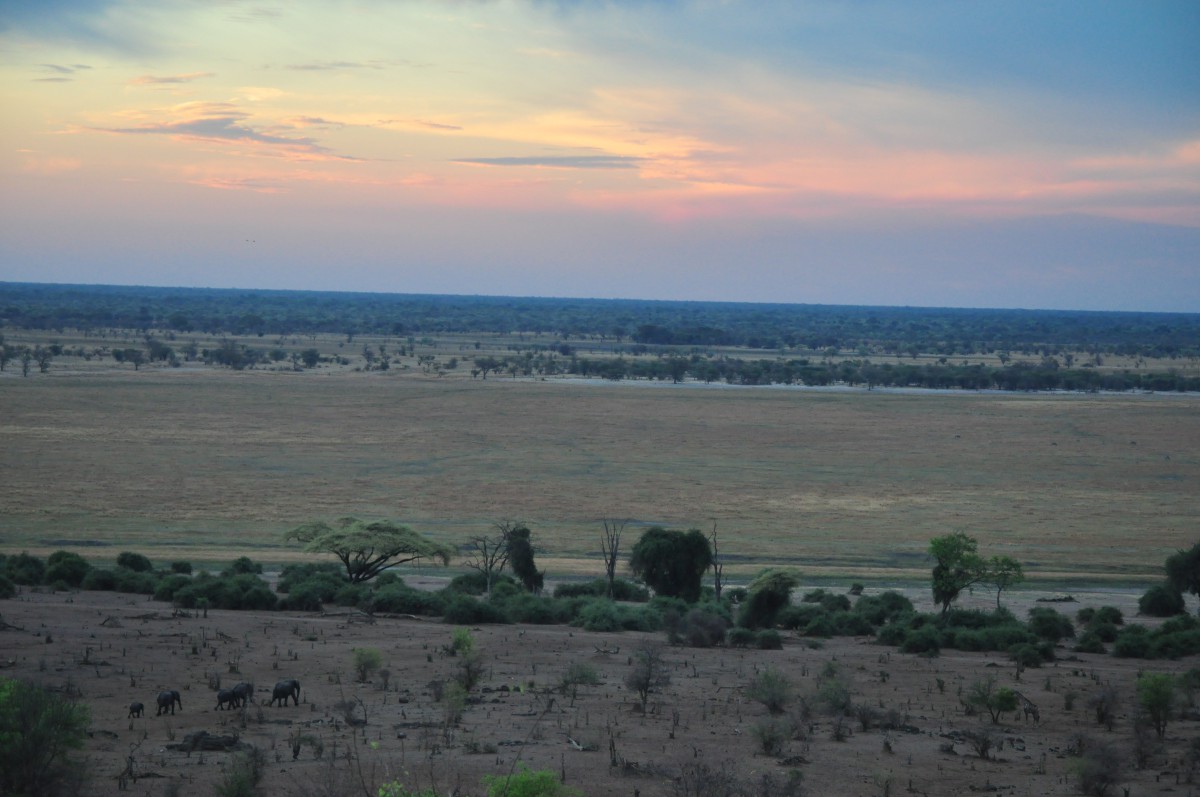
[454,155,644,169]
[129,72,213,86]
[34,63,91,82]
[94,104,361,162]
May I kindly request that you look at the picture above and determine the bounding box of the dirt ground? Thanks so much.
[3,585,1198,797]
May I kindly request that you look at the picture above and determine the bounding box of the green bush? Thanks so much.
[173,572,276,610]
[802,614,837,638]
[0,678,91,797]
[900,626,941,655]
[1074,631,1106,654]
[1027,607,1076,641]
[664,607,728,647]
[0,575,14,599]
[113,568,158,594]
[482,764,582,797]
[446,572,517,596]
[153,573,193,602]
[498,593,572,625]
[853,591,914,625]
[1112,625,1152,658]
[1089,622,1120,643]
[1093,606,1124,626]
[333,583,369,607]
[5,553,45,586]
[170,561,193,575]
[776,604,825,630]
[756,630,784,650]
[1139,584,1186,617]
[876,622,911,646]
[81,568,117,591]
[1008,643,1046,668]
[45,551,91,587]
[1147,630,1200,660]
[553,578,649,602]
[116,551,153,573]
[442,595,511,625]
[371,585,445,615]
[277,563,346,594]
[727,627,756,648]
[833,611,875,636]
[222,556,264,577]
[277,582,326,611]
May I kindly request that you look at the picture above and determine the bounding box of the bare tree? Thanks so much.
[625,644,670,714]
[600,519,626,599]
[708,521,724,601]
[463,527,512,596]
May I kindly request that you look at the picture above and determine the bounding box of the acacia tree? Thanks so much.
[929,532,989,615]
[463,530,511,596]
[287,518,454,583]
[600,519,626,599]
[989,555,1025,609]
[624,645,670,713]
[629,527,712,603]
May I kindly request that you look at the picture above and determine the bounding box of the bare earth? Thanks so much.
[2,585,1197,797]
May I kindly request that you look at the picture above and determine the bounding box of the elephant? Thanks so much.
[128,701,144,719]
[215,688,239,711]
[156,689,183,716]
[231,681,255,706]
[269,679,301,707]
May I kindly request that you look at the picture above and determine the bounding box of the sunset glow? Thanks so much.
[2,1,1197,310]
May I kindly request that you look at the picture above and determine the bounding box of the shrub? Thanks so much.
[833,611,876,636]
[222,556,263,577]
[496,593,571,625]
[756,630,784,650]
[666,607,728,648]
[170,561,193,575]
[482,764,582,797]
[1074,632,1106,654]
[81,568,117,591]
[875,622,910,647]
[277,582,326,611]
[900,626,941,655]
[277,563,346,594]
[447,572,516,596]
[1112,625,1152,658]
[1139,584,1185,617]
[1008,643,1045,668]
[553,578,648,601]
[441,595,510,625]
[747,667,792,714]
[776,604,825,630]
[1073,738,1121,797]
[45,551,91,587]
[1027,607,1076,641]
[853,591,913,625]
[0,575,14,599]
[1088,622,1120,643]
[153,574,193,602]
[113,568,158,594]
[802,614,837,638]
[1093,606,1124,626]
[750,716,793,757]
[1137,673,1175,738]
[116,551,152,573]
[0,677,91,797]
[352,647,383,682]
[5,553,45,586]
[727,627,756,648]
[371,585,445,615]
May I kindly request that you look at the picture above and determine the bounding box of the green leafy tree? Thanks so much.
[966,677,1019,724]
[737,568,800,629]
[1165,543,1200,613]
[352,647,384,683]
[1137,673,1175,738]
[0,678,91,797]
[628,527,712,603]
[116,551,153,572]
[286,518,454,583]
[300,348,320,368]
[45,551,91,588]
[929,532,988,616]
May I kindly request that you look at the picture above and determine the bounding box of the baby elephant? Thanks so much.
[269,678,301,707]
[215,688,239,711]
[128,701,144,719]
[156,689,183,716]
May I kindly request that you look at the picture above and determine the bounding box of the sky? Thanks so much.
[1,1,1198,312]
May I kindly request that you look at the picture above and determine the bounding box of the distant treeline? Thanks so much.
[3,282,1199,360]
[477,352,1200,392]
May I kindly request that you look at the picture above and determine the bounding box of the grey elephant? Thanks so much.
[156,689,183,716]
[128,701,144,718]
[231,681,255,706]
[269,679,301,707]
[215,688,239,711]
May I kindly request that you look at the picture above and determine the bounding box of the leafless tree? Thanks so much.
[601,519,626,599]
[625,644,670,713]
[463,527,513,596]
[709,521,724,601]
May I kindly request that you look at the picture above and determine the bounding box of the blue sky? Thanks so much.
[1,0,1197,311]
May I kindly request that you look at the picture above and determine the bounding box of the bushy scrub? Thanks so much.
[277,581,327,611]
[153,573,193,602]
[442,595,510,625]
[277,562,347,594]
[1139,584,1186,617]
[116,551,153,573]
[81,568,117,591]
[571,598,658,632]
[113,568,159,594]
[1027,607,1076,642]
[4,553,45,586]
[44,551,91,587]
[552,578,649,602]
[0,575,14,599]
[494,593,573,625]
[664,606,729,647]
[371,585,445,616]
[482,764,582,797]
[173,572,276,610]
[727,627,757,648]
[852,591,914,625]
[447,572,517,596]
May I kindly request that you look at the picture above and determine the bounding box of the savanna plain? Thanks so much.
[2,356,1199,797]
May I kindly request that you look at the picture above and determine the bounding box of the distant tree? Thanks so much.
[1139,583,1186,617]
[462,528,512,596]
[0,677,91,797]
[287,517,454,583]
[33,345,52,373]
[116,551,153,573]
[708,522,725,601]
[738,569,800,629]
[45,551,91,587]
[506,524,544,594]
[966,676,1019,724]
[473,356,500,379]
[0,344,11,372]
[1165,543,1200,613]
[19,347,32,377]
[352,647,383,683]
[1137,673,1175,738]
[600,519,626,599]
[300,348,320,368]
[629,527,712,603]
[929,532,989,615]
[988,555,1025,609]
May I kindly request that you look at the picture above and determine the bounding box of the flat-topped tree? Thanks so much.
[286,518,454,583]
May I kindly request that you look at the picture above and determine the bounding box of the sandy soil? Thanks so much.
[3,586,1198,797]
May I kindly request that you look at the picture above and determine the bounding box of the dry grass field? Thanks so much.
[1,361,1196,584]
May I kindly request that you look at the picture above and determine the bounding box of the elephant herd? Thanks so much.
[126,679,301,719]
